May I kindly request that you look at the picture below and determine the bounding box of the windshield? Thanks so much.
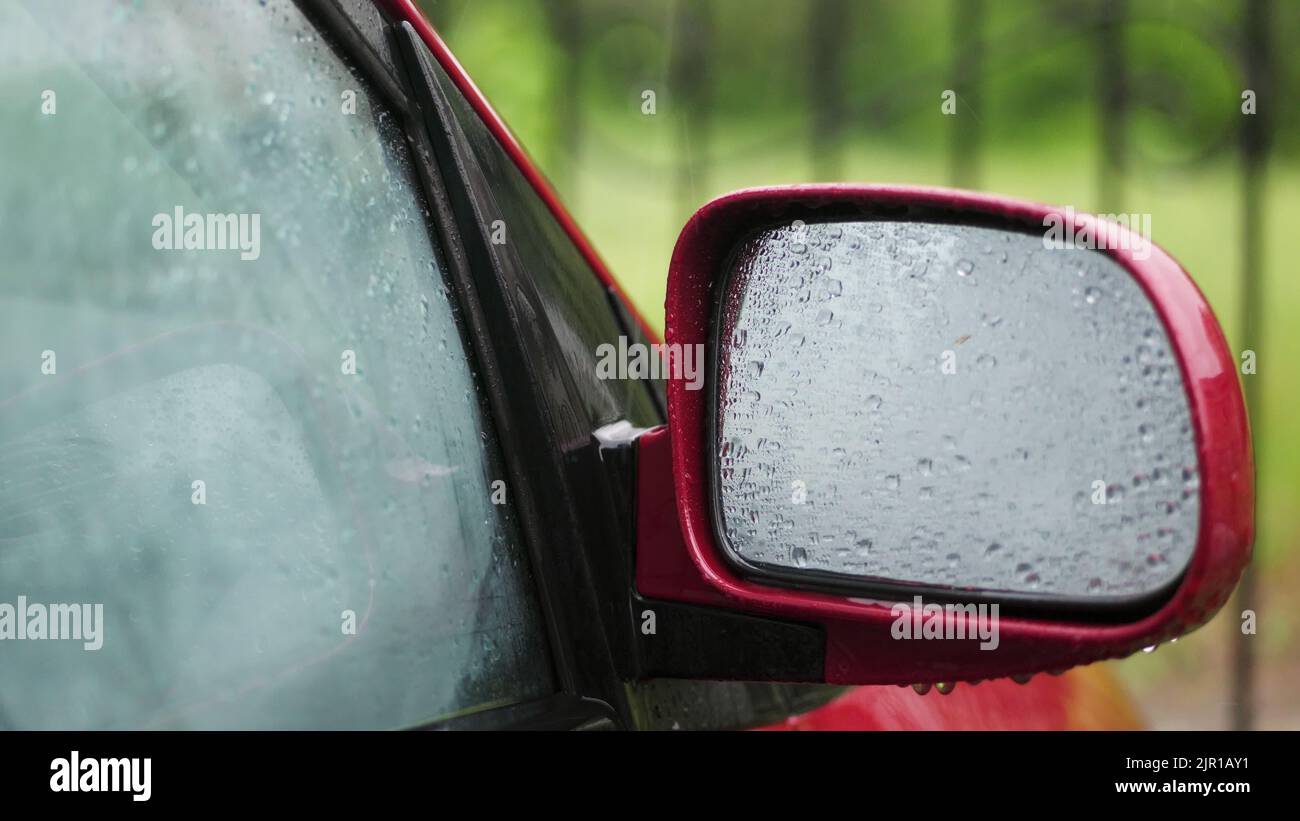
[0,0,554,728]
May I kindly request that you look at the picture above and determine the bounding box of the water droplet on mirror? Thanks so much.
[956,259,974,277]
[1084,287,1102,304]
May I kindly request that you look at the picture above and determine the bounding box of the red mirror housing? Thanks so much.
[635,184,1253,685]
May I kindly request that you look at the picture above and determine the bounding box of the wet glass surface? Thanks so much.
[716,220,1200,600]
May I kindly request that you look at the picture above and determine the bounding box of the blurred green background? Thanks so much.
[418,0,1299,729]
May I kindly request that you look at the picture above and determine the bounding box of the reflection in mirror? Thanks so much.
[714,220,1200,603]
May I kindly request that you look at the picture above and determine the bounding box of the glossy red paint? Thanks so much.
[381,0,660,343]
[762,680,1067,731]
[760,665,1144,730]
[642,184,1253,685]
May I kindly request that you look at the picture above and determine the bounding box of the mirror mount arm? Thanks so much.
[629,425,827,682]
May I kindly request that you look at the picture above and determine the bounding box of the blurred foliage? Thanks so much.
[422,0,1300,172]
[418,0,1299,728]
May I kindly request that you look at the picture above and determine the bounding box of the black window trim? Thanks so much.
[294,0,618,729]
[386,17,635,724]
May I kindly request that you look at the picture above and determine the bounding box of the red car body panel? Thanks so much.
[765,665,1143,731]
[380,0,1172,730]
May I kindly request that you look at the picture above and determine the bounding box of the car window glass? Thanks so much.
[0,0,553,729]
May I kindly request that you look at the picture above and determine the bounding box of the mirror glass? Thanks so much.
[714,220,1200,603]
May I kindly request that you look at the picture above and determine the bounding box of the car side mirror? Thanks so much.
[634,185,1252,685]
